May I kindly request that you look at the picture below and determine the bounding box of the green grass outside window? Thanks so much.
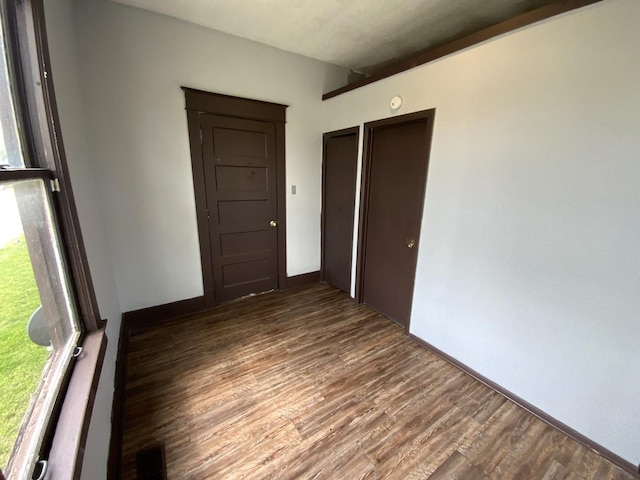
[0,237,49,469]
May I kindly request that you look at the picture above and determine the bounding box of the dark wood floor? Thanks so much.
[121,284,634,479]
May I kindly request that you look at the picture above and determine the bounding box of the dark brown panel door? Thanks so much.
[322,128,358,293]
[201,114,278,303]
[359,111,435,327]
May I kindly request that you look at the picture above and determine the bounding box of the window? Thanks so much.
[0,1,102,479]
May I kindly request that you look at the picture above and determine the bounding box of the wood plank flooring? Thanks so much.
[120,284,634,479]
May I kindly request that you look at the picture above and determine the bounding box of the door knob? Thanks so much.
[407,240,415,249]
[269,220,277,227]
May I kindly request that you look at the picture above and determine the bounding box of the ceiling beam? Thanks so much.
[322,0,604,101]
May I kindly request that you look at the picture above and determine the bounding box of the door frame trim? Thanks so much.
[355,109,436,330]
[182,87,288,307]
[321,126,359,287]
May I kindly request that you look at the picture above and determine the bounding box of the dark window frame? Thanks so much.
[1,0,101,332]
[0,0,106,478]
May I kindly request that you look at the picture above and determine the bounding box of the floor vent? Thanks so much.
[136,443,166,480]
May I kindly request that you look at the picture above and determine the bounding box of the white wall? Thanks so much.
[323,0,640,464]
[73,0,349,312]
[44,0,123,478]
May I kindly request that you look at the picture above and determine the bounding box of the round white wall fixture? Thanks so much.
[390,95,403,110]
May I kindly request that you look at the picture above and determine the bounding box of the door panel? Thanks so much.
[201,115,278,302]
[360,113,434,327]
[217,199,269,225]
[322,129,358,293]
[212,127,267,157]
[222,259,271,285]
[215,166,268,191]
[220,231,269,256]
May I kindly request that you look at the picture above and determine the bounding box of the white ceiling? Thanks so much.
[110,0,556,73]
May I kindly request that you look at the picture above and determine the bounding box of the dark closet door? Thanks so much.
[358,111,435,328]
[200,114,278,303]
[322,128,358,293]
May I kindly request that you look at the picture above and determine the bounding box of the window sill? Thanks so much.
[47,330,107,480]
